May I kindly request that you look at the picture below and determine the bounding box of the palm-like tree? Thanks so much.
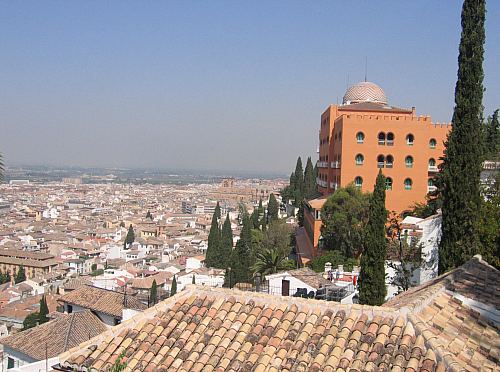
[251,248,294,277]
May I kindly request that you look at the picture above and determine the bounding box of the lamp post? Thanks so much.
[227,266,232,289]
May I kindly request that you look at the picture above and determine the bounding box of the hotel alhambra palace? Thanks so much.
[299,81,451,261]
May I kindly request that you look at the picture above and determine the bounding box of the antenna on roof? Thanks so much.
[364,56,368,82]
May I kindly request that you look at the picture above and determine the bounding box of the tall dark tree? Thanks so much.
[485,109,499,159]
[214,201,221,220]
[359,171,387,306]
[170,275,177,296]
[220,213,233,269]
[150,279,158,306]
[145,210,153,220]
[303,157,316,199]
[293,157,304,204]
[251,207,260,229]
[439,0,485,274]
[38,295,49,324]
[267,194,279,222]
[15,266,26,284]
[230,213,253,284]
[124,224,135,249]
[205,208,222,268]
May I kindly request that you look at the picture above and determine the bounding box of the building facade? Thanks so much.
[301,81,451,258]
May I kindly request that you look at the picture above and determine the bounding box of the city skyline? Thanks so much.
[1,1,499,173]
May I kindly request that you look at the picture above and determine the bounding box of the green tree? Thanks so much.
[267,194,279,222]
[439,0,486,274]
[484,109,499,160]
[251,248,294,277]
[91,263,97,272]
[22,312,39,330]
[15,266,26,283]
[146,210,153,220]
[0,271,10,284]
[119,221,125,228]
[38,295,49,324]
[359,171,388,306]
[293,157,304,204]
[150,279,158,305]
[205,208,222,268]
[124,224,135,249]
[303,157,316,199]
[214,201,221,220]
[230,213,253,284]
[220,213,233,269]
[170,275,177,296]
[321,184,370,258]
[308,251,356,273]
[251,207,260,229]
[192,274,196,284]
[477,186,500,268]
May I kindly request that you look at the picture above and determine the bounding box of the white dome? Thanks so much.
[342,81,387,105]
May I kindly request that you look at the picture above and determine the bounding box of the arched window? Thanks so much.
[385,177,393,190]
[378,132,386,145]
[404,178,413,190]
[405,156,414,168]
[386,155,394,168]
[387,132,394,146]
[428,178,435,193]
[428,158,436,171]
[428,178,434,186]
[356,132,365,144]
[377,155,385,168]
[355,154,364,165]
[429,138,437,149]
[406,134,414,146]
[355,176,363,188]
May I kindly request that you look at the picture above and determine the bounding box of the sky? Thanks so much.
[1,1,499,175]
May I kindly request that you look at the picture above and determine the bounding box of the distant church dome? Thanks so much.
[342,81,388,105]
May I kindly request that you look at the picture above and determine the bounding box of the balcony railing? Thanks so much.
[317,161,329,168]
[330,161,341,169]
[428,166,438,172]
[427,185,437,193]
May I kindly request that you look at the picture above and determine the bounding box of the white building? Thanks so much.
[385,213,441,300]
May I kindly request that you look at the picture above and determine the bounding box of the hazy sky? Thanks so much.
[1,1,499,175]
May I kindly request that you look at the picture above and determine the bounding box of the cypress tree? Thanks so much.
[145,210,153,220]
[359,171,387,306]
[205,209,222,268]
[150,279,158,305]
[124,224,135,249]
[192,275,196,284]
[439,0,485,274]
[267,194,279,222]
[485,109,499,159]
[230,213,253,284]
[251,207,260,229]
[220,213,233,268]
[214,202,221,220]
[303,157,316,199]
[294,157,304,204]
[38,295,49,324]
[170,275,177,296]
[15,266,26,283]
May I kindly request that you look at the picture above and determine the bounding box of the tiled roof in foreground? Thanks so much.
[1,310,108,361]
[55,256,499,372]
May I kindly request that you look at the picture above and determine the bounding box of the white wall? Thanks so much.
[266,273,316,296]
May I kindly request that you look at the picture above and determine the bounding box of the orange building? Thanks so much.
[300,81,451,261]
